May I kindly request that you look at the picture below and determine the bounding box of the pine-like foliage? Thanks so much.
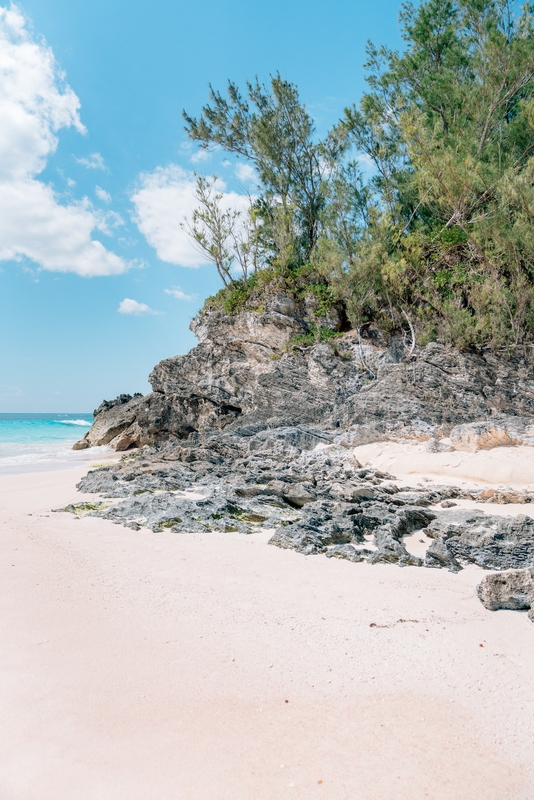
[185,0,534,350]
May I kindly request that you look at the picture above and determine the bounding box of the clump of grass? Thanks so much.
[55,501,110,514]
[286,324,342,350]
[213,506,268,524]
[226,504,268,523]
[157,517,183,529]
[120,452,143,463]
[200,262,339,320]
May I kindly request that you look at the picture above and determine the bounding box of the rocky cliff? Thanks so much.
[75,293,534,452]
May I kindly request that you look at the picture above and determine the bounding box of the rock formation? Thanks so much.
[73,294,534,452]
[477,569,534,621]
[70,295,534,622]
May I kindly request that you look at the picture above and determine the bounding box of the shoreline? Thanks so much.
[0,444,121,478]
[0,462,533,798]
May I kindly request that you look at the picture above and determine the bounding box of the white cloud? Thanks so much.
[0,182,126,276]
[235,163,257,183]
[131,164,249,267]
[0,7,127,276]
[164,286,196,301]
[118,298,158,315]
[95,185,111,203]
[190,149,211,163]
[75,152,106,170]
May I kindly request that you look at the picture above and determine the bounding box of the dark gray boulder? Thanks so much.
[423,511,534,570]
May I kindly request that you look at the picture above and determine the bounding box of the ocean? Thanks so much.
[0,413,109,475]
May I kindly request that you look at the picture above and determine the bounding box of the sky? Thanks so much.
[0,0,403,412]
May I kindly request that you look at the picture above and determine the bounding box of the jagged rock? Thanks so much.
[326,544,372,562]
[366,506,436,567]
[75,300,534,452]
[331,341,534,433]
[94,394,143,417]
[266,497,435,566]
[474,488,532,504]
[268,525,329,555]
[424,539,462,572]
[477,568,534,621]
[424,511,534,570]
[393,491,433,507]
[74,394,146,450]
[77,460,195,497]
[368,537,423,567]
[280,482,317,508]
[333,426,384,448]
[85,489,295,535]
[449,415,534,452]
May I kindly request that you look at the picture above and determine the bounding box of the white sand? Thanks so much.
[353,440,534,489]
[1,462,533,799]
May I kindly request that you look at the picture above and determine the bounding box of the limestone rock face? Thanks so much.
[75,298,534,452]
[93,393,143,417]
[477,568,534,621]
[449,416,534,452]
[73,394,146,451]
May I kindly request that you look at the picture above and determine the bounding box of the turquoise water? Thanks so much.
[0,413,104,474]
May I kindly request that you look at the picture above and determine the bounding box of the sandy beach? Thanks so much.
[1,459,533,799]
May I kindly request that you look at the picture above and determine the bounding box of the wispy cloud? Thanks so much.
[95,185,111,203]
[118,298,159,315]
[164,286,196,301]
[75,152,106,170]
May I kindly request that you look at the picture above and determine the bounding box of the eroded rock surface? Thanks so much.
[424,511,534,571]
[477,568,534,621]
[75,296,534,452]
[449,416,534,452]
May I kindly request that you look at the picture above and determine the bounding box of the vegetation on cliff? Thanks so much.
[184,0,534,351]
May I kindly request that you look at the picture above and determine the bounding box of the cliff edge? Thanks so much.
[75,294,534,453]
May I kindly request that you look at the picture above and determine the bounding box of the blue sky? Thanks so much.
[0,0,402,412]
